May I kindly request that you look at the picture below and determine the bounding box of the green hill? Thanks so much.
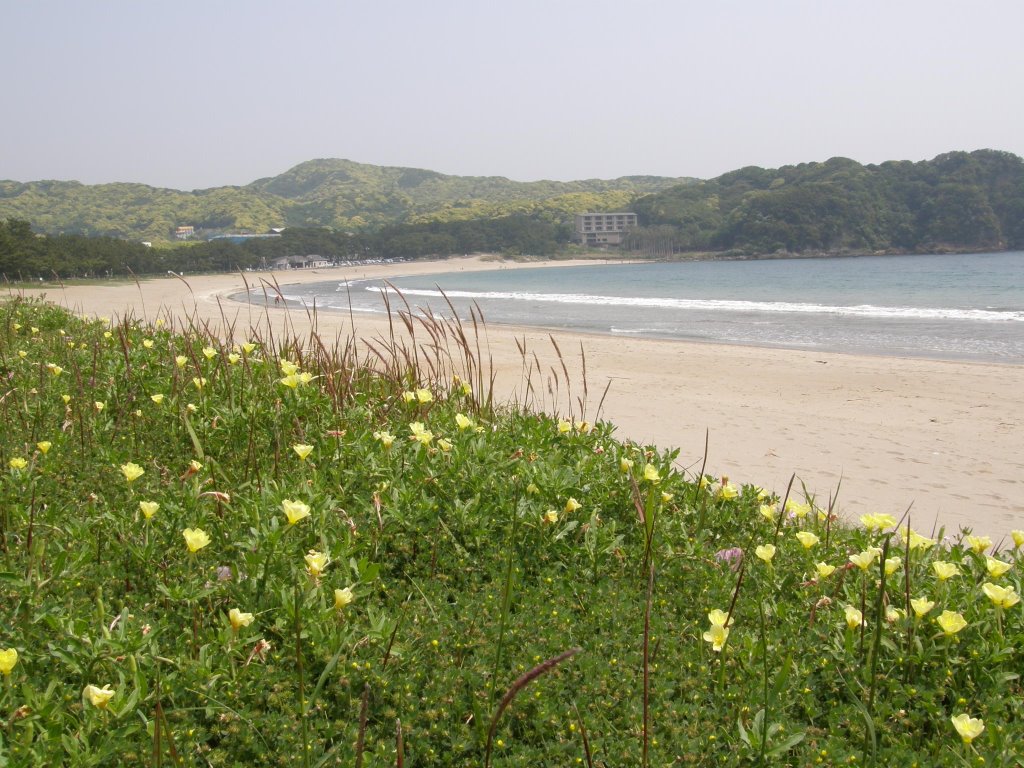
[629,150,1024,255]
[0,159,693,243]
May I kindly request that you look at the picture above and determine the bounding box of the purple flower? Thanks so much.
[714,547,744,572]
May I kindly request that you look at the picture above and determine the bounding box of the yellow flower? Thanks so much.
[189,459,203,472]
[279,373,300,388]
[182,527,211,553]
[62,394,71,404]
[229,608,254,631]
[759,504,777,522]
[334,587,354,610]
[143,339,154,349]
[951,713,985,744]
[36,441,51,457]
[292,443,313,461]
[860,513,897,531]
[120,462,144,483]
[281,499,311,525]
[279,359,299,376]
[150,393,164,404]
[984,557,1011,578]
[910,597,935,617]
[304,549,330,578]
[848,550,875,570]
[795,531,819,549]
[557,420,572,434]
[192,377,207,390]
[564,497,581,514]
[815,562,836,579]
[298,372,314,385]
[0,648,18,676]
[373,430,395,449]
[661,491,674,503]
[702,624,730,652]
[139,501,159,520]
[9,457,28,471]
[844,605,864,629]
[84,684,115,708]
[619,457,634,473]
[935,610,967,636]
[543,510,559,525]
[718,483,738,500]
[643,464,661,484]
[94,401,105,411]
[900,527,935,551]
[932,561,960,581]
[202,346,217,360]
[981,582,1020,609]
[965,534,992,554]
[409,422,433,445]
[401,390,416,403]
[455,413,474,430]
[415,388,432,403]
[1011,529,1024,548]
[886,606,904,623]
[574,420,592,434]
[785,499,811,519]
[754,544,776,563]
[884,557,902,576]
[437,438,453,452]
[242,342,257,355]
[227,353,240,365]
[175,355,188,368]
[702,609,732,652]
[46,363,63,376]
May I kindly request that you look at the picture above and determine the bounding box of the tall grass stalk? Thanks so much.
[483,648,582,768]
[489,497,521,704]
[642,561,655,768]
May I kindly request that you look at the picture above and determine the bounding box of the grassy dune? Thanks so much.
[0,298,1021,767]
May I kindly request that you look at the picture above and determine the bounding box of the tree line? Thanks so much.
[0,214,572,280]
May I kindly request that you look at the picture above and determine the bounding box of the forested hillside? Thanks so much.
[629,150,1024,255]
[3,151,1022,277]
[0,159,691,243]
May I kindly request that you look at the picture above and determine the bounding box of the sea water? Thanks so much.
[243,252,1024,364]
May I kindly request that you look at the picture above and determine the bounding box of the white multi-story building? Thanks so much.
[574,212,638,246]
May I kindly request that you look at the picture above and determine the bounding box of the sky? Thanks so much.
[3,0,1023,190]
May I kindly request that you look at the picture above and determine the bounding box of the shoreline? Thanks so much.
[11,255,1024,539]
[233,290,1024,370]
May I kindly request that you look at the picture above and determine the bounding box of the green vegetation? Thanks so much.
[1,298,1021,766]
[0,216,571,280]
[629,150,1024,255]
[5,151,1024,261]
[0,159,691,243]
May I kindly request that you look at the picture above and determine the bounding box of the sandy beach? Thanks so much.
[13,256,1024,541]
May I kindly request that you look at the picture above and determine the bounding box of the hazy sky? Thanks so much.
[3,0,1023,190]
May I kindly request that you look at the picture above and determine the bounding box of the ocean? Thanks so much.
[239,251,1024,364]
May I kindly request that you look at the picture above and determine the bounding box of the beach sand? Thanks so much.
[13,256,1024,541]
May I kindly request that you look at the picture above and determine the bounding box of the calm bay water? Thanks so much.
[247,252,1024,364]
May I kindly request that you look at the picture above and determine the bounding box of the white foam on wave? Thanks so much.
[367,286,1023,323]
